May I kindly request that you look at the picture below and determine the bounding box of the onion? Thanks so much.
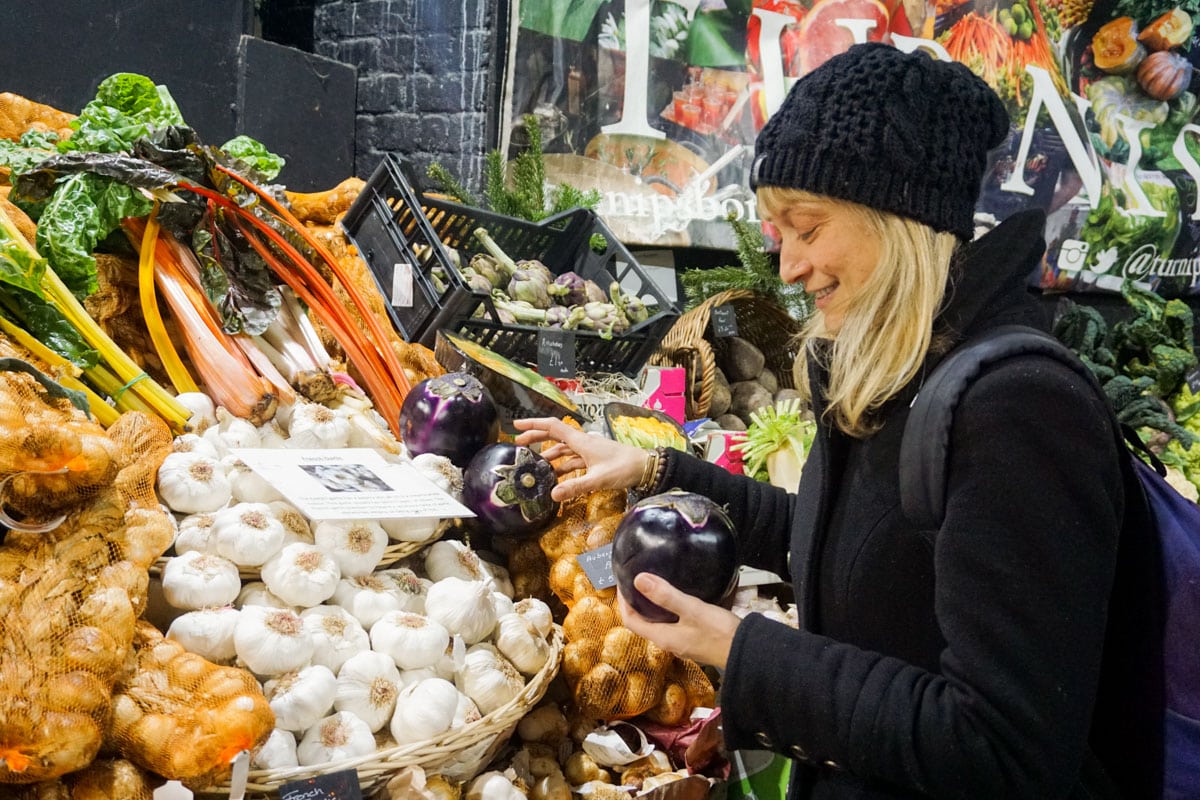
[462,443,559,537]
[611,490,739,623]
[398,372,499,467]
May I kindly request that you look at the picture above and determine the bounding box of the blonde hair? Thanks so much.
[759,187,960,438]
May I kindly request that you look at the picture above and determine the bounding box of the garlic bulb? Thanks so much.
[380,515,444,544]
[389,678,459,745]
[161,551,241,610]
[213,502,287,568]
[485,562,514,598]
[287,402,351,449]
[298,711,376,766]
[491,592,516,620]
[178,391,218,433]
[453,691,482,730]
[301,605,370,673]
[424,540,491,584]
[265,664,338,732]
[370,612,450,671]
[157,452,232,514]
[237,581,293,610]
[466,772,526,800]
[173,512,217,555]
[224,456,285,504]
[455,647,524,715]
[216,406,262,449]
[313,519,387,577]
[257,420,288,449]
[172,432,220,459]
[411,453,464,501]
[234,606,314,676]
[331,574,403,628]
[424,577,496,644]
[262,543,341,607]
[166,606,240,663]
[268,500,313,545]
[514,598,554,639]
[334,650,402,732]
[252,728,299,770]
[376,568,430,613]
[494,613,551,675]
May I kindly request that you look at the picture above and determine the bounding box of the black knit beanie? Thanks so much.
[750,43,1010,241]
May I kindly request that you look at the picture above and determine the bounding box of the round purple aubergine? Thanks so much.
[611,489,739,623]
[462,442,559,537]
[398,372,499,467]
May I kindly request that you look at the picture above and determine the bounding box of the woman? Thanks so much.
[516,44,1141,799]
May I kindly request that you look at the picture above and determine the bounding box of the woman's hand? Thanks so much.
[618,573,741,670]
[512,417,649,502]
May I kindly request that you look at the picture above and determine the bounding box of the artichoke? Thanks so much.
[507,267,554,309]
[548,271,589,306]
[469,253,507,288]
[516,259,554,285]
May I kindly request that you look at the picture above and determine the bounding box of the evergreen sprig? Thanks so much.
[679,215,813,320]
[429,114,600,224]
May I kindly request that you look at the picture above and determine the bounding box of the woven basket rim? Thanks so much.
[197,625,565,796]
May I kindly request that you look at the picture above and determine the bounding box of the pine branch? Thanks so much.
[426,161,477,206]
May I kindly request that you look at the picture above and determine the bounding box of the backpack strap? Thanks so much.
[900,324,1096,529]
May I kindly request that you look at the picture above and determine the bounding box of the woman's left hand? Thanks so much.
[618,573,742,670]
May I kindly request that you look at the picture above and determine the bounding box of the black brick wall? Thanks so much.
[311,0,502,191]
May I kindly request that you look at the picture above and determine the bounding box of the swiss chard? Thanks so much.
[63,73,185,154]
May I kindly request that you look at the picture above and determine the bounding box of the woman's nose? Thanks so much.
[778,242,809,286]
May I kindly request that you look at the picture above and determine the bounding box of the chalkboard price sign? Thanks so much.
[711,304,738,338]
[280,769,364,800]
[537,328,576,378]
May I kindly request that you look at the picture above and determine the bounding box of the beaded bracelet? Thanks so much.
[635,446,670,494]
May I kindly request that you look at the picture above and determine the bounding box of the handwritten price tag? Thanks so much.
[538,328,576,379]
[711,304,738,337]
[280,768,363,800]
[576,543,616,590]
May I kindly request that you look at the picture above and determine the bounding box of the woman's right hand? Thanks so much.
[512,417,650,502]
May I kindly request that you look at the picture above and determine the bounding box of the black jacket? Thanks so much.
[659,211,1138,799]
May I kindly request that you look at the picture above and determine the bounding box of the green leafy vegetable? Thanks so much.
[734,398,816,486]
[192,209,282,336]
[519,0,607,41]
[220,134,285,182]
[0,130,60,179]
[63,73,184,154]
[1078,174,1181,269]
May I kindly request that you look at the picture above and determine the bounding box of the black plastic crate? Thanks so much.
[339,154,681,376]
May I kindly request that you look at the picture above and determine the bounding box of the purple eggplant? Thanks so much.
[611,490,739,623]
[398,372,500,467]
[462,443,559,536]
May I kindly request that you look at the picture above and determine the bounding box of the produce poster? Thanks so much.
[503,0,1200,297]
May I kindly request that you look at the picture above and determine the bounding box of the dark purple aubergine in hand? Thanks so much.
[612,490,739,623]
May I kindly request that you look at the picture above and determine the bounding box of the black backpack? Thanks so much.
[899,325,1200,800]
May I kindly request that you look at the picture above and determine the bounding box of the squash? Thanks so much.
[1092,16,1146,74]
[1138,8,1193,52]
[1137,50,1193,100]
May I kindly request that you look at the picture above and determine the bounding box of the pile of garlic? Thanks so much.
[156,391,464,586]
[163,537,558,772]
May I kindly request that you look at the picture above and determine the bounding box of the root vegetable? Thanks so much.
[730,381,773,421]
[716,413,747,431]
[718,337,765,382]
[707,380,731,418]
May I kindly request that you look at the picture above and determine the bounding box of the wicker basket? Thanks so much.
[650,289,804,419]
[197,626,564,798]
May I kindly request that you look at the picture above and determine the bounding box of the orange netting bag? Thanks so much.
[0,385,174,783]
[9,758,160,799]
[540,492,716,724]
[108,622,274,788]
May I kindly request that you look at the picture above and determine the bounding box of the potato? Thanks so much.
[774,388,803,405]
[716,413,747,431]
[730,381,773,420]
[644,681,689,726]
[707,380,732,418]
[575,663,628,718]
[758,369,778,394]
[718,337,766,382]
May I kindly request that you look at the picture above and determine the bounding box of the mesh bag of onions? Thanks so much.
[0,371,273,787]
[538,492,715,724]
